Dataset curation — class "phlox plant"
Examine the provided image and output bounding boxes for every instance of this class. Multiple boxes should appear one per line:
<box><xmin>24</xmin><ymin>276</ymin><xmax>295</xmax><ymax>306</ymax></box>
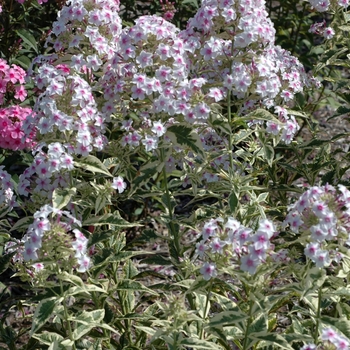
<box><xmin>2</xmin><ymin>0</ymin><xmax>350</xmax><ymax>349</ymax></box>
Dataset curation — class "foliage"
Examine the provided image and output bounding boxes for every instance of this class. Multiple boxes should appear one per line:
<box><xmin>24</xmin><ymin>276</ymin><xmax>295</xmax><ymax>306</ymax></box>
<box><xmin>1</xmin><ymin>0</ymin><xmax>350</xmax><ymax>349</ymax></box>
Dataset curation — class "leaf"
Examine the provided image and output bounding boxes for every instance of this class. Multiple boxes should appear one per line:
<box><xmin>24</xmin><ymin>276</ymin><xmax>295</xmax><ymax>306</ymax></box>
<box><xmin>328</xmin><ymin>105</ymin><xmax>350</xmax><ymax>120</ymax></box>
<box><xmin>115</xmin><ymin>279</ymin><xmax>158</xmax><ymax>296</ymax></box>
<box><xmin>0</xmin><ymin>252</ymin><xmax>15</xmax><ymax>274</ymax></box>
<box><xmin>244</xmin><ymin>108</ymin><xmax>280</xmax><ymax>123</ymax></box>
<box><xmin>10</xmin><ymin>216</ymin><xmax>33</xmax><ymax>232</ymax></box>
<box><xmin>74</xmin><ymin>155</ymin><xmax>112</xmax><ymax>177</ymax></box>
<box><xmin>261</xmin><ymin>144</ymin><xmax>274</xmax><ymax>167</ymax></box>
<box><xmin>30</xmin><ymin>297</ymin><xmax>63</xmax><ymax>336</ymax></box>
<box><xmin>32</xmin><ymin>332</ymin><xmax>64</xmax><ymax>346</ymax></box>
<box><xmin>83</xmin><ymin>213</ymin><xmax>139</xmax><ymax>227</ymax></box>
<box><xmin>228</xmin><ymin>192</ymin><xmax>238</xmax><ymax>213</ymax></box>
<box><xmin>16</xmin><ymin>29</ymin><xmax>38</xmax><ymax>53</ymax></box>
<box><xmin>249</xmin><ymin>332</ymin><xmax>294</xmax><ymax>349</ymax></box>
<box><xmin>72</xmin><ymin>310</ymin><xmax>105</xmax><ymax>340</ymax></box>
<box><xmin>208</xmin><ymin>310</ymin><xmax>248</xmax><ymax>328</ymax></box>
<box><xmin>140</xmin><ymin>254</ymin><xmax>172</xmax><ymax>266</ymax></box>
<box><xmin>179</xmin><ymin>338</ymin><xmax>221</xmax><ymax>349</ymax></box>
<box><xmin>167</xmin><ymin>125</ymin><xmax>204</xmax><ymax>157</ymax></box>
<box><xmin>52</xmin><ymin>187</ymin><xmax>76</xmax><ymax>210</ymax></box>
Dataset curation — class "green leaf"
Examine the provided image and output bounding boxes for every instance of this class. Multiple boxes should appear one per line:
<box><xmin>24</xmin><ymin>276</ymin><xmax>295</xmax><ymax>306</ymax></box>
<box><xmin>83</xmin><ymin>213</ymin><xmax>139</xmax><ymax>227</ymax></box>
<box><xmin>52</xmin><ymin>187</ymin><xmax>76</xmax><ymax>210</ymax></box>
<box><xmin>167</xmin><ymin>125</ymin><xmax>204</xmax><ymax>157</ymax></box>
<box><xmin>0</xmin><ymin>252</ymin><xmax>15</xmax><ymax>274</ymax></box>
<box><xmin>208</xmin><ymin>310</ymin><xmax>248</xmax><ymax>328</ymax></box>
<box><xmin>244</xmin><ymin>108</ymin><xmax>281</xmax><ymax>123</ymax></box>
<box><xmin>261</xmin><ymin>144</ymin><xmax>274</xmax><ymax>167</ymax></box>
<box><xmin>16</xmin><ymin>29</ymin><xmax>38</xmax><ymax>53</ymax></box>
<box><xmin>328</xmin><ymin>105</ymin><xmax>350</xmax><ymax>120</ymax></box>
<box><xmin>72</xmin><ymin>310</ymin><xmax>105</xmax><ymax>340</ymax></box>
<box><xmin>249</xmin><ymin>332</ymin><xmax>294</xmax><ymax>349</ymax></box>
<box><xmin>30</xmin><ymin>297</ymin><xmax>63</xmax><ymax>336</ymax></box>
<box><xmin>32</xmin><ymin>332</ymin><xmax>64</xmax><ymax>346</ymax></box>
<box><xmin>140</xmin><ymin>254</ymin><xmax>172</xmax><ymax>266</ymax></box>
<box><xmin>179</xmin><ymin>338</ymin><xmax>221</xmax><ymax>349</ymax></box>
<box><xmin>228</xmin><ymin>192</ymin><xmax>238</xmax><ymax>213</ymax></box>
<box><xmin>88</xmin><ymin>230</ymin><xmax>114</xmax><ymax>246</ymax></box>
<box><xmin>10</xmin><ymin>216</ymin><xmax>33</xmax><ymax>232</ymax></box>
<box><xmin>115</xmin><ymin>279</ymin><xmax>158</xmax><ymax>296</ymax></box>
<box><xmin>74</xmin><ymin>155</ymin><xmax>112</xmax><ymax>177</ymax></box>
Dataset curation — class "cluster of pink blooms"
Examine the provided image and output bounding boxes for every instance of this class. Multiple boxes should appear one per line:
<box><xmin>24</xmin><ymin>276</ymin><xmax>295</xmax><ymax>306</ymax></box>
<box><xmin>283</xmin><ymin>184</ymin><xmax>350</xmax><ymax>268</ymax></box>
<box><xmin>196</xmin><ymin>216</ymin><xmax>283</xmax><ymax>279</ymax></box>
<box><xmin>0</xmin><ymin>166</ymin><xmax>18</xmax><ymax>217</ymax></box>
<box><xmin>6</xmin><ymin>204</ymin><xmax>91</xmax><ymax>273</ymax></box>
<box><xmin>0</xmin><ymin>58</ymin><xmax>27</xmax><ymax>104</ymax></box>
<box><xmin>301</xmin><ymin>327</ymin><xmax>350</xmax><ymax>349</ymax></box>
<box><xmin>0</xmin><ymin>106</ymin><xmax>36</xmax><ymax>150</ymax></box>
<box><xmin>0</xmin><ymin>59</ymin><xmax>36</xmax><ymax>150</ymax></box>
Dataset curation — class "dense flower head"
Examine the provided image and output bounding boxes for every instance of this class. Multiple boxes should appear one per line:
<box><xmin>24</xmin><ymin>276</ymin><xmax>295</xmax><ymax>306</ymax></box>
<box><xmin>321</xmin><ymin>327</ymin><xmax>350</xmax><ymax>349</ymax></box>
<box><xmin>283</xmin><ymin>184</ymin><xmax>350</xmax><ymax>267</ymax></box>
<box><xmin>15</xmin><ymin>204</ymin><xmax>91</xmax><ymax>272</ymax></box>
<box><xmin>46</xmin><ymin>0</ymin><xmax>121</xmax><ymax>58</ymax></box>
<box><xmin>100</xmin><ymin>14</ymin><xmax>196</xmax><ymax>161</ymax></box>
<box><xmin>0</xmin><ymin>59</ymin><xmax>27</xmax><ymax>105</ymax></box>
<box><xmin>0</xmin><ymin>106</ymin><xmax>36</xmax><ymax>150</ymax></box>
<box><xmin>178</xmin><ymin>0</ymin><xmax>318</xmax><ymax>143</ymax></box>
<box><xmin>196</xmin><ymin>216</ymin><xmax>281</xmax><ymax>278</ymax></box>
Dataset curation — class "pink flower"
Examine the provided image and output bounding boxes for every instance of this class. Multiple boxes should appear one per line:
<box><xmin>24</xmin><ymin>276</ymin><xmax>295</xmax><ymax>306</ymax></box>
<box><xmin>112</xmin><ymin>176</ymin><xmax>127</xmax><ymax>194</ymax></box>
<box><xmin>200</xmin><ymin>262</ymin><xmax>217</xmax><ymax>280</ymax></box>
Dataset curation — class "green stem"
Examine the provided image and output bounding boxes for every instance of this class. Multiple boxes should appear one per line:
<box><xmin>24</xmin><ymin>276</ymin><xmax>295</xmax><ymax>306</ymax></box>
<box><xmin>242</xmin><ymin>298</ymin><xmax>253</xmax><ymax>350</ymax></box>
<box><xmin>160</xmin><ymin>147</ymin><xmax>181</xmax><ymax>258</ymax></box>
<box><xmin>59</xmin><ymin>276</ymin><xmax>76</xmax><ymax>350</ymax></box>
<box><xmin>314</xmin><ymin>288</ymin><xmax>322</xmax><ymax>344</ymax></box>
<box><xmin>199</xmin><ymin>279</ymin><xmax>213</xmax><ymax>339</ymax></box>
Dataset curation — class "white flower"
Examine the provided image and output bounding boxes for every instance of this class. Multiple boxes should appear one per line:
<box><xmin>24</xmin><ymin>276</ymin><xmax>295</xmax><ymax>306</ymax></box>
<box><xmin>112</xmin><ymin>176</ymin><xmax>127</xmax><ymax>194</ymax></box>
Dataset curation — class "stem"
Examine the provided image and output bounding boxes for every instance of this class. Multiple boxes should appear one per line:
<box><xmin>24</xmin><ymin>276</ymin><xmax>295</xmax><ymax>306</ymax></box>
<box><xmin>227</xmin><ymin>42</ymin><xmax>234</xmax><ymax>174</ymax></box>
<box><xmin>314</xmin><ymin>288</ymin><xmax>322</xmax><ymax>343</ymax></box>
<box><xmin>160</xmin><ymin>147</ymin><xmax>181</xmax><ymax>258</ymax></box>
<box><xmin>242</xmin><ymin>292</ymin><xmax>253</xmax><ymax>350</ymax></box>
<box><xmin>59</xmin><ymin>276</ymin><xmax>76</xmax><ymax>350</ymax></box>
<box><xmin>199</xmin><ymin>279</ymin><xmax>212</xmax><ymax>339</ymax></box>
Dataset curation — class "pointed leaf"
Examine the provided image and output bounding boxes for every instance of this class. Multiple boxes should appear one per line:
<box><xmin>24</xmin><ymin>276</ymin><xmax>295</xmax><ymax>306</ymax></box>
<box><xmin>30</xmin><ymin>297</ymin><xmax>63</xmax><ymax>336</ymax></box>
<box><xmin>75</xmin><ymin>155</ymin><xmax>112</xmax><ymax>176</ymax></box>
<box><xmin>52</xmin><ymin>187</ymin><xmax>76</xmax><ymax>210</ymax></box>
<box><xmin>167</xmin><ymin>125</ymin><xmax>204</xmax><ymax>156</ymax></box>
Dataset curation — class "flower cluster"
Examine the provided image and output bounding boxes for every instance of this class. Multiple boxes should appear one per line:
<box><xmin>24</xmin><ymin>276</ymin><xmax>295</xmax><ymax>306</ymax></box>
<box><xmin>0</xmin><ymin>59</ymin><xmax>35</xmax><ymax>150</ymax></box>
<box><xmin>17</xmin><ymin>204</ymin><xmax>91</xmax><ymax>273</ymax></box>
<box><xmin>283</xmin><ymin>184</ymin><xmax>350</xmax><ymax>267</ymax></box>
<box><xmin>302</xmin><ymin>327</ymin><xmax>350</xmax><ymax>349</ymax></box>
<box><xmin>0</xmin><ymin>58</ymin><xmax>27</xmax><ymax>105</ymax></box>
<box><xmin>309</xmin><ymin>20</ymin><xmax>335</xmax><ymax>39</ymax></box>
<box><xmin>308</xmin><ymin>0</ymin><xmax>349</xmax><ymax>12</ymax></box>
<box><xmin>179</xmin><ymin>0</ymin><xmax>319</xmax><ymax>143</ymax></box>
<box><xmin>0</xmin><ymin>106</ymin><xmax>36</xmax><ymax>150</ymax></box>
<box><xmin>0</xmin><ymin>166</ymin><xmax>18</xmax><ymax>217</ymax></box>
<box><xmin>321</xmin><ymin>327</ymin><xmax>350</xmax><ymax>349</ymax></box>
<box><xmin>196</xmin><ymin>216</ymin><xmax>278</xmax><ymax>279</ymax></box>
